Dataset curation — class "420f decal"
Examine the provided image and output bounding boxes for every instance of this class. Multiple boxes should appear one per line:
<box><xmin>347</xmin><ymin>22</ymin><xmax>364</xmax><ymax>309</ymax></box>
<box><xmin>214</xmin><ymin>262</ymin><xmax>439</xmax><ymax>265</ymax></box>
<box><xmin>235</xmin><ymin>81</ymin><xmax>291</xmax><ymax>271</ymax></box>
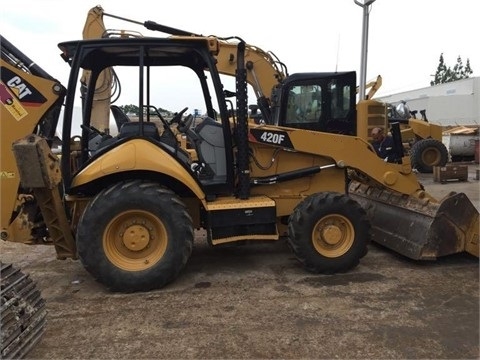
<box><xmin>249</xmin><ymin>128</ymin><xmax>293</xmax><ymax>149</ymax></box>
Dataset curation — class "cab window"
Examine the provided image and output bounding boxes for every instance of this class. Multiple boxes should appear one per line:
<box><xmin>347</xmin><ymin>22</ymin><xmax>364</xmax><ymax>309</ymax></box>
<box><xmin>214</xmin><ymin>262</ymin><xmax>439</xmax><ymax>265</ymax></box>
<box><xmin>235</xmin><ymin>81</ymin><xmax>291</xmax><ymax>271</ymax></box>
<box><xmin>285</xmin><ymin>84</ymin><xmax>322</xmax><ymax>125</ymax></box>
<box><xmin>329</xmin><ymin>80</ymin><xmax>351</xmax><ymax>119</ymax></box>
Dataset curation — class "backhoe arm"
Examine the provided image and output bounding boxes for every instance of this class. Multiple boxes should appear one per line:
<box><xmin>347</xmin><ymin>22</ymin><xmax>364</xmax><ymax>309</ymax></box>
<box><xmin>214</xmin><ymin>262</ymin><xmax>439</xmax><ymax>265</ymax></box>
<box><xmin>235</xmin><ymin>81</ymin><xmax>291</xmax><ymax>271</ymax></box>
<box><xmin>82</xmin><ymin>6</ymin><xmax>286</xmax><ymax>115</ymax></box>
<box><xmin>356</xmin><ymin>75</ymin><xmax>382</xmax><ymax>100</ymax></box>
<box><xmin>79</xmin><ymin>6</ymin><xmax>114</xmax><ymax>132</ymax></box>
<box><xmin>214</xmin><ymin>41</ymin><xmax>285</xmax><ymax>100</ymax></box>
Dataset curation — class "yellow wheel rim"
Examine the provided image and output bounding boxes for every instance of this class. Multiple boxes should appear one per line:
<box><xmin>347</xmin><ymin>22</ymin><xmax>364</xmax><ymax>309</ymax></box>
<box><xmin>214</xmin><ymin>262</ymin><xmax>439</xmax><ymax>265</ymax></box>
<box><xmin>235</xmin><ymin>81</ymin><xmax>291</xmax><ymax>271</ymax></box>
<box><xmin>103</xmin><ymin>210</ymin><xmax>168</xmax><ymax>271</ymax></box>
<box><xmin>312</xmin><ymin>214</ymin><xmax>354</xmax><ymax>258</ymax></box>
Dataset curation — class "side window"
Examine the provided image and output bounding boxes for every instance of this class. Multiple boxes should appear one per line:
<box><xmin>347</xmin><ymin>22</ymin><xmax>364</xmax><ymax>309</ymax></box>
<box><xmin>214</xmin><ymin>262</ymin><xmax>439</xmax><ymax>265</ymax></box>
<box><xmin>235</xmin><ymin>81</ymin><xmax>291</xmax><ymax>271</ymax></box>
<box><xmin>285</xmin><ymin>84</ymin><xmax>322</xmax><ymax>125</ymax></box>
<box><xmin>329</xmin><ymin>81</ymin><xmax>351</xmax><ymax>119</ymax></box>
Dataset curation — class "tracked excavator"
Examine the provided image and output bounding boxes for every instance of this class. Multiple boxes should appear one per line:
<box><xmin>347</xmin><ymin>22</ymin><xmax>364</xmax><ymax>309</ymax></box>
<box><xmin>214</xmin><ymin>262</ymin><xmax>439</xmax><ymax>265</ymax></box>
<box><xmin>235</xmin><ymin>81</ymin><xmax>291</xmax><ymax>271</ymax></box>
<box><xmin>1</xmin><ymin>5</ymin><xmax>478</xmax><ymax>304</ymax></box>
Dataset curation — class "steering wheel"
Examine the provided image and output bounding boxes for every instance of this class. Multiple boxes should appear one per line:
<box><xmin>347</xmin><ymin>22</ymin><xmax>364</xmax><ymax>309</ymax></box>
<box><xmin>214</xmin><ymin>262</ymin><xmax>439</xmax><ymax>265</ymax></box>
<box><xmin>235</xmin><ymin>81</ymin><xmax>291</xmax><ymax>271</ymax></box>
<box><xmin>177</xmin><ymin>114</ymin><xmax>194</xmax><ymax>134</ymax></box>
<box><xmin>170</xmin><ymin>107</ymin><xmax>189</xmax><ymax>125</ymax></box>
<box><xmin>81</xmin><ymin>124</ymin><xmax>103</xmax><ymax>136</ymax></box>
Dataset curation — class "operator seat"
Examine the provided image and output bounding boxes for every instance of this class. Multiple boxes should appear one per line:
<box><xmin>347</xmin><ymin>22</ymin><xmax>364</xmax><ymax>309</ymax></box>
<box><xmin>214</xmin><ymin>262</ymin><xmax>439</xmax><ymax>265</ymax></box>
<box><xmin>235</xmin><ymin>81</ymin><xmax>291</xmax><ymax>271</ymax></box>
<box><xmin>110</xmin><ymin>105</ymin><xmax>130</xmax><ymax>130</ymax></box>
<box><xmin>118</xmin><ymin>121</ymin><xmax>160</xmax><ymax>140</ymax></box>
<box><xmin>184</xmin><ymin>117</ymin><xmax>227</xmax><ymax>183</ymax></box>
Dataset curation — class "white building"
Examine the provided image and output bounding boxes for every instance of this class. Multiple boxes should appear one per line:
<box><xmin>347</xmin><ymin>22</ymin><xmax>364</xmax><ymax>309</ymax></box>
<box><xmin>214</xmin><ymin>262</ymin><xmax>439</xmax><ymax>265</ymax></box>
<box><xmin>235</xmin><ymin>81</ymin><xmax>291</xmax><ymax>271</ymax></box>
<box><xmin>377</xmin><ymin>77</ymin><xmax>480</xmax><ymax>126</ymax></box>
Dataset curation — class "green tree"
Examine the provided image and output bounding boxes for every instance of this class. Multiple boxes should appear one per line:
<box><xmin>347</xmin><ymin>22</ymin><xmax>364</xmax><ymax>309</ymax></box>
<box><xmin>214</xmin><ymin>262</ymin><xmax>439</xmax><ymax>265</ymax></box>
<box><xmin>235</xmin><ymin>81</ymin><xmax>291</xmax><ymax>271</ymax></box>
<box><xmin>118</xmin><ymin>104</ymin><xmax>173</xmax><ymax>116</ymax></box>
<box><xmin>463</xmin><ymin>58</ymin><xmax>473</xmax><ymax>78</ymax></box>
<box><xmin>430</xmin><ymin>53</ymin><xmax>446</xmax><ymax>86</ymax></box>
<box><xmin>431</xmin><ymin>53</ymin><xmax>474</xmax><ymax>85</ymax></box>
<box><xmin>452</xmin><ymin>56</ymin><xmax>464</xmax><ymax>80</ymax></box>
<box><xmin>120</xmin><ymin>104</ymin><xmax>139</xmax><ymax>115</ymax></box>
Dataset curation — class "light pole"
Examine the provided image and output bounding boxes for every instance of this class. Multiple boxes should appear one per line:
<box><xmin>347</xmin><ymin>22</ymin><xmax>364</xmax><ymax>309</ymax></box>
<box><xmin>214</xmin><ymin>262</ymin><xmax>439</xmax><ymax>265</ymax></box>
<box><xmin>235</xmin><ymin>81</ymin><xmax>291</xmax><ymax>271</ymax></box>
<box><xmin>354</xmin><ymin>0</ymin><xmax>376</xmax><ymax>101</ymax></box>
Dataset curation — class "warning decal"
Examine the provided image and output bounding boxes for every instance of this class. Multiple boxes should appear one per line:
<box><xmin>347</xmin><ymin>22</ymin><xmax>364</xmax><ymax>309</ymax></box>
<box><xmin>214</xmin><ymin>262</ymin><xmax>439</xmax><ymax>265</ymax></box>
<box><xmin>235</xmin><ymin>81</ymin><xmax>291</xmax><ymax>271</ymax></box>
<box><xmin>0</xmin><ymin>82</ymin><xmax>27</xmax><ymax>121</ymax></box>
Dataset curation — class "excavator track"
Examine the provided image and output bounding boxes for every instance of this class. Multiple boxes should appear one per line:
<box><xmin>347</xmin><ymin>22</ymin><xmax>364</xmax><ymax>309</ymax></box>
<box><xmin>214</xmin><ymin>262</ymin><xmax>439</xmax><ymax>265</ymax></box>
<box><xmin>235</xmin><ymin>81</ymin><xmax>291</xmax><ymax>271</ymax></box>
<box><xmin>1</xmin><ymin>262</ymin><xmax>46</xmax><ymax>359</ymax></box>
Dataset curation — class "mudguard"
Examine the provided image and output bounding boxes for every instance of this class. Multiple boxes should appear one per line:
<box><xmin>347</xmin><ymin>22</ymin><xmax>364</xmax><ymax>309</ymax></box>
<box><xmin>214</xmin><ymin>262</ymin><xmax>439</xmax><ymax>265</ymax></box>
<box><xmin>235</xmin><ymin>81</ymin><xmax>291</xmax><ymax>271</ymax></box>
<box><xmin>71</xmin><ymin>139</ymin><xmax>205</xmax><ymax>200</ymax></box>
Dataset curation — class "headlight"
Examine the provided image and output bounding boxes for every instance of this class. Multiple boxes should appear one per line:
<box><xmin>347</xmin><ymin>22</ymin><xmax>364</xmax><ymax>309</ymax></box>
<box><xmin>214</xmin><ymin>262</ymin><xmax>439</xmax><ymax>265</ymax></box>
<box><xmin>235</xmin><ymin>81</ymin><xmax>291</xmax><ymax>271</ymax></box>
<box><xmin>395</xmin><ymin>101</ymin><xmax>411</xmax><ymax>119</ymax></box>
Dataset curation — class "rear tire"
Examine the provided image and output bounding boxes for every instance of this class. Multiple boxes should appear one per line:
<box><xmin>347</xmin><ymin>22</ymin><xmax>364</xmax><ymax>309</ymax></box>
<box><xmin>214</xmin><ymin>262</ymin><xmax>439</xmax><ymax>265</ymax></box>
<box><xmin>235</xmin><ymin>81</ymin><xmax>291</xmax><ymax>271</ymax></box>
<box><xmin>410</xmin><ymin>138</ymin><xmax>448</xmax><ymax>173</ymax></box>
<box><xmin>287</xmin><ymin>192</ymin><xmax>370</xmax><ymax>274</ymax></box>
<box><xmin>77</xmin><ymin>180</ymin><xmax>194</xmax><ymax>292</ymax></box>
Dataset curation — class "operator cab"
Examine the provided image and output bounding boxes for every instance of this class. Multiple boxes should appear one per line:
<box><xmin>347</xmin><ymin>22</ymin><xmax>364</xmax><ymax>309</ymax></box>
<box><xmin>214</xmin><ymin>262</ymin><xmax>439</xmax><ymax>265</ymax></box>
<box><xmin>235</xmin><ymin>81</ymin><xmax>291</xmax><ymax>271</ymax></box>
<box><xmin>58</xmin><ymin>37</ymin><xmax>235</xmax><ymax>197</ymax></box>
<box><xmin>272</xmin><ymin>72</ymin><xmax>357</xmax><ymax>135</ymax></box>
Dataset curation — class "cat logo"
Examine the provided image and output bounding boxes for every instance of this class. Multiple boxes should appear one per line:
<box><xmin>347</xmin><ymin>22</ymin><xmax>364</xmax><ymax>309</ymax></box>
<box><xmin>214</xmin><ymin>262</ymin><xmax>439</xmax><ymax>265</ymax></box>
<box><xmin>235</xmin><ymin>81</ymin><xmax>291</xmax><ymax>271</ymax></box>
<box><xmin>1</xmin><ymin>66</ymin><xmax>47</xmax><ymax>105</ymax></box>
<box><xmin>7</xmin><ymin>76</ymin><xmax>33</xmax><ymax>99</ymax></box>
<box><xmin>0</xmin><ymin>171</ymin><xmax>15</xmax><ymax>179</ymax></box>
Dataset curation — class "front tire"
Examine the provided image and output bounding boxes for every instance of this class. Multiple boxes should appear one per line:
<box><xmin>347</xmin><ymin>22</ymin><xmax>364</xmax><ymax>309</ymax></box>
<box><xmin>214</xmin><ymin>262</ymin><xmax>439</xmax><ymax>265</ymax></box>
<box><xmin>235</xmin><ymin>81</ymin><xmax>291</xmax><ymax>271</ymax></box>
<box><xmin>76</xmin><ymin>180</ymin><xmax>194</xmax><ymax>292</ymax></box>
<box><xmin>287</xmin><ymin>192</ymin><xmax>370</xmax><ymax>274</ymax></box>
<box><xmin>410</xmin><ymin>138</ymin><xmax>448</xmax><ymax>173</ymax></box>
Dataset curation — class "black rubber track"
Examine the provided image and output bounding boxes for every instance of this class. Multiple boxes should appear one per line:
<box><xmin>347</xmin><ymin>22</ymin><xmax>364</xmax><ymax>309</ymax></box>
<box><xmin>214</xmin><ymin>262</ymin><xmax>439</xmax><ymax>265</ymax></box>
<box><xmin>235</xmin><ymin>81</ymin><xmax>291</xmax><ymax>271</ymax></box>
<box><xmin>1</xmin><ymin>262</ymin><xmax>46</xmax><ymax>359</ymax></box>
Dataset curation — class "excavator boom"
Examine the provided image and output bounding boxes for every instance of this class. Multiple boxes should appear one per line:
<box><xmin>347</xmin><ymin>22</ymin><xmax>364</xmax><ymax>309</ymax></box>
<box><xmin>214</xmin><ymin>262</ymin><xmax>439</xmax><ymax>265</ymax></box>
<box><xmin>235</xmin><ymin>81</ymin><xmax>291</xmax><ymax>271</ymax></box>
<box><xmin>83</xmin><ymin>6</ymin><xmax>286</xmax><ymax>124</ymax></box>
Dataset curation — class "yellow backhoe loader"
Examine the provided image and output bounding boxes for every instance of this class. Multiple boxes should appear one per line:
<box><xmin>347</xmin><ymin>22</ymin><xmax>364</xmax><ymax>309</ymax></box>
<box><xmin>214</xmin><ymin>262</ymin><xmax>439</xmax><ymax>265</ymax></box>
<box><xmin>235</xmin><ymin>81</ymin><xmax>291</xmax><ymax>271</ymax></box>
<box><xmin>1</xmin><ymin>6</ymin><xmax>478</xmax><ymax>300</ymax></box>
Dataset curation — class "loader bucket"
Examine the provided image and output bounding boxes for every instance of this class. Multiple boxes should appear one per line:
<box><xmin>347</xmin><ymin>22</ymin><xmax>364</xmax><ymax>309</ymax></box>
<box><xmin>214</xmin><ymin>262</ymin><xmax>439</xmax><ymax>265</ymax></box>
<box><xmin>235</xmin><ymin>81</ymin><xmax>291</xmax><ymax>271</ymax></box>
<box><xmin>348</xmin><ymin>181</ymin><xmax>479</xmax><ymax>260</ymax></box>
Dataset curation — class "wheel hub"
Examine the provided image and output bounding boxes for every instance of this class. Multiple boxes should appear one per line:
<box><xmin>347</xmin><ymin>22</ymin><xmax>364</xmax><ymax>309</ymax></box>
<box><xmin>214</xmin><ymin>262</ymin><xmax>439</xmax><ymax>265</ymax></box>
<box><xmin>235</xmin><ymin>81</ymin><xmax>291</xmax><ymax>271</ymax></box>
<box><xmin>321</xmin><ymin>225</ymin><xmax>342</xmax><ymax>245</ymax></box>
<box><xmin>422</xmin><ymin>148</ymin><xmax>439</xmax><ymax>165</ymax></box>
<box><xmin>122</xmin><ymin>224</ymin><xmax>150</xmax><ymax>251</ymax></box>
<box><xmin>103</xmin><ymin>210</ymin><xmax>168</xmax><ymax>271</ymax></box>
<box><xmin>312</xmin><ymin>214</ymin><xmax>354</xmax><ymax>258</ymax></box>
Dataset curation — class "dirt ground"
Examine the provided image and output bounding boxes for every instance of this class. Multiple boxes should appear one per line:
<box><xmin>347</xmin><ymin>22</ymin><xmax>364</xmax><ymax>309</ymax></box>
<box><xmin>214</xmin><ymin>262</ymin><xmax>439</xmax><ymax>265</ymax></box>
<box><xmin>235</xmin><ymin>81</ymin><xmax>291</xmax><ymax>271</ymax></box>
<box><xmin>1</xmin><ymin>164</ymin><xmax>479</xmax><ymax>359</ymax></box>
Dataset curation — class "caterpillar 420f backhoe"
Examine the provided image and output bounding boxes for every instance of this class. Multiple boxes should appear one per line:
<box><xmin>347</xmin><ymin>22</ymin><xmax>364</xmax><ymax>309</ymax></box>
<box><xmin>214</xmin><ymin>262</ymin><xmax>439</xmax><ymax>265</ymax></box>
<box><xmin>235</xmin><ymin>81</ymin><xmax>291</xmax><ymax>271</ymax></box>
<box><xmin>1</xmin><ymin>6</ymin><xmax>478</xmax><ymax>295</ymax></box>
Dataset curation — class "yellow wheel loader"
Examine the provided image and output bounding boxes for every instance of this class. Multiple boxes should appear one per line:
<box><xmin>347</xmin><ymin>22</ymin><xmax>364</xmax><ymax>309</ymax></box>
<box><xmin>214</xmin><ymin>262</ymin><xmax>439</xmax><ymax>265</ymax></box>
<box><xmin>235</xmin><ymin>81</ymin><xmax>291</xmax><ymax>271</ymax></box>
<box><xmin>1</xmin><ymin>8</ymin><xmax>478</xmax><ymax>296</ymax></box>
<box><xmin>388</xmin><ymin>101</ymin><xmax>449</xmax><ymax>173</ymax></box>
<box><xmin>360</xmin><ymin>76</ymin><xmax>449</xmax><ymax>173</ymax></box>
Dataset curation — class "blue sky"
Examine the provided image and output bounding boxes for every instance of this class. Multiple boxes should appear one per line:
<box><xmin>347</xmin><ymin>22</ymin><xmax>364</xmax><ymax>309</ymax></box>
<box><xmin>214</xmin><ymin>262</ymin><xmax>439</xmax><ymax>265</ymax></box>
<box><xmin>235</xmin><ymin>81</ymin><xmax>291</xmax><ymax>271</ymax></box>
<box><xmin>2</xmin><ymin>0</ymin><xmax>478</xmax><ymax>111</ymax></box>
